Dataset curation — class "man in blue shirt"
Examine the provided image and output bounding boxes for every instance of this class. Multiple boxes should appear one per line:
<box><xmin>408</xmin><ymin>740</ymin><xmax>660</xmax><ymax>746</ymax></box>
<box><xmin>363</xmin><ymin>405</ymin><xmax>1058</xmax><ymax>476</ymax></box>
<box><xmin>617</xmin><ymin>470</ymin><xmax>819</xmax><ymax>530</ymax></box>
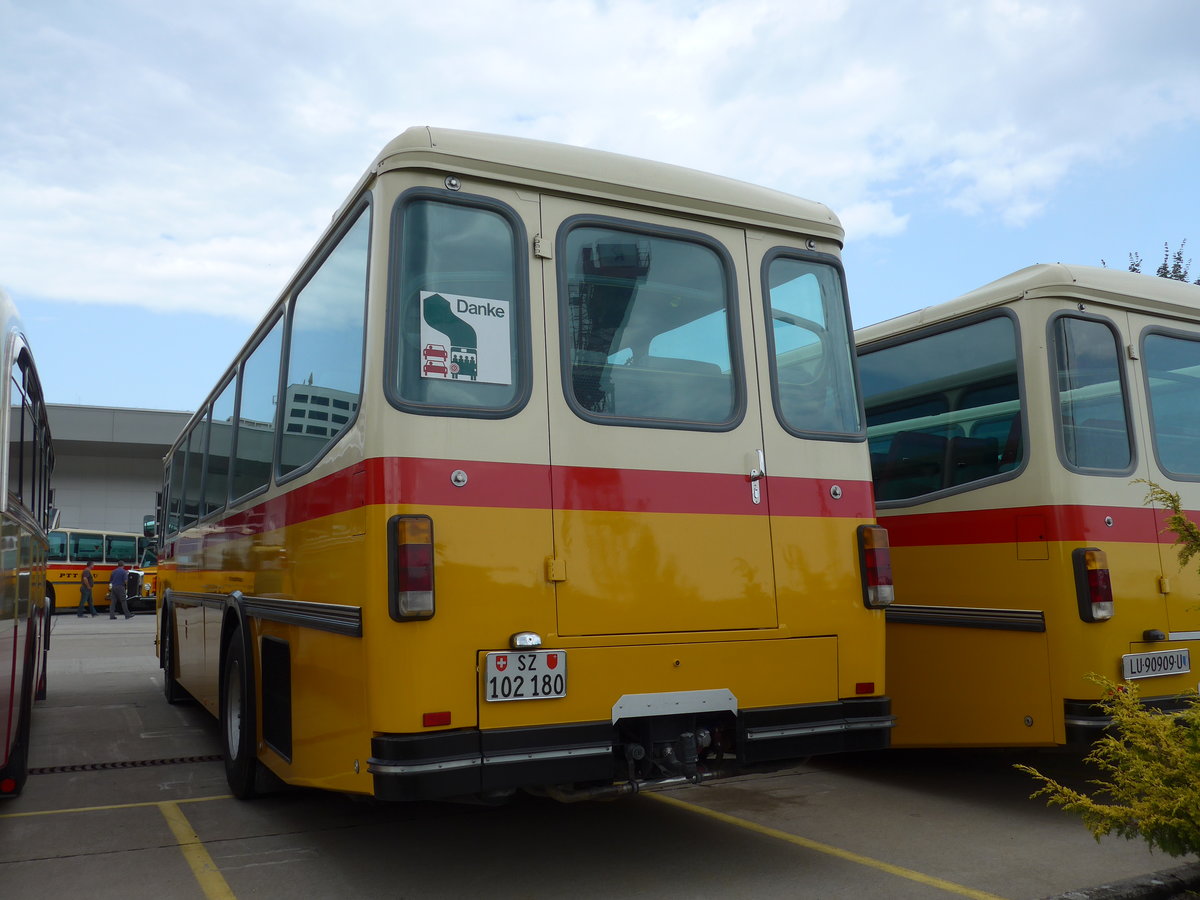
<box><xmin>108</xmin><ymin>561</ymin><xmax>132</xmax><ymax>620</ymax></box>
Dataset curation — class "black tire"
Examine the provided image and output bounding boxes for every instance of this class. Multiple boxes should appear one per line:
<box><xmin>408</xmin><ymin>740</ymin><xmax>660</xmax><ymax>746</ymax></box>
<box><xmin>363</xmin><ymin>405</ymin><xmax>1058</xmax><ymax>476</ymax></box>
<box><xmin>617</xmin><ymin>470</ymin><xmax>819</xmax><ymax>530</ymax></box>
<box><xmin>34</xmin><ymin>598</ymin><xmax>49</xmax><ymax>701</ymax></box>
<box><xmin>220</xmin><ymin>627</ymin><xmax>258</xmax><ymax>799</ymax></box>
<box><xmin>1</xmin><ymin>710</ymin><xmax>30</xmax><ymax>797</ymax></box>
<box><xmin>161</xmin><ymin>604</ymin><xmax>187</xmax><ymax>705</ymax></box>
<box><xmin>0</xmin><ymin>639</ymin><xmax>35</xmax><ymax>796</ymax></box>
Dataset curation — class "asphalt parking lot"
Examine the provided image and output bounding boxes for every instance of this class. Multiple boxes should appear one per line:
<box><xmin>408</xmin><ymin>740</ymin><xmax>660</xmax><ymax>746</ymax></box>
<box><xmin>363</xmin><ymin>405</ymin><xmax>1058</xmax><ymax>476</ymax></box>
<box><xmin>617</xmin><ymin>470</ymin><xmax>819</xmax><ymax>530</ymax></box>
<box><xmin>2</xmin><ymin>613</ymin><xmax>1197</xmax><ymax>900</ymax></box>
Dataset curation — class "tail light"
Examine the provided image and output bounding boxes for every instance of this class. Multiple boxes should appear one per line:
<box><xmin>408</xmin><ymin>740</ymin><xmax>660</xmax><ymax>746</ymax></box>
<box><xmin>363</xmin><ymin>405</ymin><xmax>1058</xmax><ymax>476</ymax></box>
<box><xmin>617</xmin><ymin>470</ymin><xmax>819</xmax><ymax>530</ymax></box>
<box><xmin>389</xmin><ymin>515</ymin><xmax>434</xmax><ymax>621</ymax></box>
<box><xmin>857</xmin><ymin>524</ymin><xmax>894</xmax><ymax>608</ymax></box>
<box><xmin>1072</xmin><ymin>547</ymin><xmax>1113</xmax><ymax>622</ymax></box>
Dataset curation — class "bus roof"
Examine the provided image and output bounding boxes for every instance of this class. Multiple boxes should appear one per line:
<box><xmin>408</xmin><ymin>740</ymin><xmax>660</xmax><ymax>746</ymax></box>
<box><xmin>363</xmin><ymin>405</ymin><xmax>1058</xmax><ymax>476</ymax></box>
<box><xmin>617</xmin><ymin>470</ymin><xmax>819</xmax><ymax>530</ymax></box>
<box><xmin>345</xmin><ymin>126</ymin><xmax>843</xmax><ymax>242</ymax></box>
<box><xmin>172</xmin><ymin>128</ymin><xmax>847</xmax><ymax>452</ymax></box>
<box><xmin>858</xmin><ymin>263</ymin><xmax>1200</xmax><ymax>346</ymax></box>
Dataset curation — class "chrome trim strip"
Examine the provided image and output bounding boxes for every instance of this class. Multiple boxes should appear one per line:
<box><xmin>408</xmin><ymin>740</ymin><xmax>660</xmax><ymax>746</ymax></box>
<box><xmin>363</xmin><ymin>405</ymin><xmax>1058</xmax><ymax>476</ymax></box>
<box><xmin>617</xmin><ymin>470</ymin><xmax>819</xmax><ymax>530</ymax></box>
<box><xmin>482</xmin><ymin>745</ymin><xmax>612</xmax><ymax>766</ymax></box>
<box><xmin>162</xmin><ymin>590</ymin><xmax>362</xmax><ymax>637</ymax></box>
<box><xmin>242</xmin><ymin>595</ymin><xmax>363</xmax><ymax>637</ymax></box>
<box><xmin>367</xmin><ymin>756</ymin><xmax>480</xmax><ymax>776</ymax></box>
<box><xmin>746</xmin><ymin>715</ymin><xmax>895</xmax><ymax>741</ymax></box>
<box><xmin>1168</xmin><ymin>631</ymin><xmax>1200</xmax><ymax>641</ymax></box>
<box><xmin>886</xmin><ymin>604</ymin><xmax>1046</xmax><ymax>633</ymax></box>
<box><xmin>368</xmin><ymin>743</ymin><xmax>612</xmax><ymax>775</ymax></box>
<box><xmin>1065</xmin><ymin>716</ymin><xmax>1108</xmax><ymax>729</ymax></box>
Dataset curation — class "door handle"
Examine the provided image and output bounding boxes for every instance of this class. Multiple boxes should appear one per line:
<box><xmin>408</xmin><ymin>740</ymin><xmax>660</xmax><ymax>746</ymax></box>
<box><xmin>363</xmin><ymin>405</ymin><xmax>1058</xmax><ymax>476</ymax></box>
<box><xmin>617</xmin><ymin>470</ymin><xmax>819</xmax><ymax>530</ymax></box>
<box><xmin>749</xmin><ymin>449</ymin><xmax>765</xmax><ymax>505</ymax></box>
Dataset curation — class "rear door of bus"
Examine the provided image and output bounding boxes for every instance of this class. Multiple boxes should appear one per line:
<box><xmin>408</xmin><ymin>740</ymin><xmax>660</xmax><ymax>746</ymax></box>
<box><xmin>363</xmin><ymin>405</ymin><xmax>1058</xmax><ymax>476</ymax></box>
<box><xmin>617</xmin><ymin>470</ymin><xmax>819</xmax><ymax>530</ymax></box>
<box><xmin>1129</xmin><ymin>312</ymin><xmax>1200</xmax><ymax>637</ymax></box>
<box><xmin>540</xmin><ymin>196</ymin><xmax>777</xmax><ymax>637</ymax></box>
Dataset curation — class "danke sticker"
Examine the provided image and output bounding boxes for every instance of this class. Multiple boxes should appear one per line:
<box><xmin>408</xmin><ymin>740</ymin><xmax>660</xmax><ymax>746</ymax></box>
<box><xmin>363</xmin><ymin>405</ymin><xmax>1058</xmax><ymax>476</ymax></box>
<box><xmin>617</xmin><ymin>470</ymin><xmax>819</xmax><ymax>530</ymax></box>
<box><xmin>419</xmin><ymin>291</ymin><xmax>512</xmax><ymax>385</ymax></box>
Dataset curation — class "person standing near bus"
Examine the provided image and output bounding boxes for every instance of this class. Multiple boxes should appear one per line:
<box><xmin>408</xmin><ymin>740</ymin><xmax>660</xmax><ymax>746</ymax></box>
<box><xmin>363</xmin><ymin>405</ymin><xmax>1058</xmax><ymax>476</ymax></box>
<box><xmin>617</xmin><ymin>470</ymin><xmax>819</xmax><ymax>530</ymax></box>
<box><xmin>76</xmin><ymin>561</ymin><xmax>97</xmax><ymax>617</ymax></box>
<box><xmin>108</xmin><ymin>561</ymin><xmax>131</xmax><ymax>619</ymax></box>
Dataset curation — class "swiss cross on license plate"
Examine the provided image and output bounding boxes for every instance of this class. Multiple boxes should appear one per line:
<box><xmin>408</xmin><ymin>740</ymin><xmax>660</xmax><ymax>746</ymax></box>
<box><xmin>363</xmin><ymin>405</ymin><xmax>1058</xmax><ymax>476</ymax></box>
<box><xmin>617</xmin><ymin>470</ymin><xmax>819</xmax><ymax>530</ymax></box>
<box><xmin>485</xmin><ymin>650</ymin><xmax>567</xmax><ymax>701</ymax></box>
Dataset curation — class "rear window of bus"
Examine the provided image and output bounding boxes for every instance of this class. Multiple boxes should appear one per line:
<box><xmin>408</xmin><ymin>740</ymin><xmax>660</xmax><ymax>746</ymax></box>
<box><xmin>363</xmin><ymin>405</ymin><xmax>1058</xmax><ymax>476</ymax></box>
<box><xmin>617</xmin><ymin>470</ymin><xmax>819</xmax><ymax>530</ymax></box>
<box><xmin>387</xmin><ymin>192</ymin><xmax>529</xmax><ymax>417</ymax></box>
<box><xmin>558</xmin><ymin>219</ymin><xmax>742</xmax><ymax>429</ymax></box>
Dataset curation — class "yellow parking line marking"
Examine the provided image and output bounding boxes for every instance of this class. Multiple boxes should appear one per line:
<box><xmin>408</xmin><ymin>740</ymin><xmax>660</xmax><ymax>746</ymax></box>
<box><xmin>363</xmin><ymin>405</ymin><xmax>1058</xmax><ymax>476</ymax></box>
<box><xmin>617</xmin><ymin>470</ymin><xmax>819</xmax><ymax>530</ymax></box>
<box><xmin>646</xmin><ymin>792</ymin><xmax>1009</xmax><ymax>900</ymax></box>
<box><xmin>158</xmin><ymin>800</ymin><xmax>237</xmax><ymax>900</ymax></box>
<box><xmin>0</xmin><ymin>794</ymin><xmax>232</xmax><ymax>819</ymax></box>
<box><xmin>1</xmin><ymin>795</ymin><xmax>236</xmax><ymax>899</ymax></box>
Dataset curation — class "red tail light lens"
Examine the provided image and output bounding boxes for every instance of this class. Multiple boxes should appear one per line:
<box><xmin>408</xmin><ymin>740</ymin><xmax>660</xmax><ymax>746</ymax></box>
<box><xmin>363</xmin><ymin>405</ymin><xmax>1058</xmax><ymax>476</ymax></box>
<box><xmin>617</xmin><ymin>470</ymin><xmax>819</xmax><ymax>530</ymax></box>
<box><xmin>389</xmin><ymin>515</ymin><xmax>435</xmax><ymax>621</ymax></box>
<box><xmin>857</xmin><ymin>524</ymin><xmax>894</xmax><ymax>609</ymax></box>
<box><xmin>1072</xmin><ymin>547</ymin><xmax>1113</xmax><ymax>622</ymax></box>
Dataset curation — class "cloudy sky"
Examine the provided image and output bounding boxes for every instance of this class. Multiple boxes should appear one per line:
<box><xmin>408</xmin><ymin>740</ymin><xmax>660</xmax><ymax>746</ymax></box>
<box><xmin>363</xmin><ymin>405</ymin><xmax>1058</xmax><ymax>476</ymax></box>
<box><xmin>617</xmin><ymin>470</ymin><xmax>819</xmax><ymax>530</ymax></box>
<box><xmin>2</xmin><ymin>0</ymin><xmax>1199</xmax><ymax>410</ymax></box>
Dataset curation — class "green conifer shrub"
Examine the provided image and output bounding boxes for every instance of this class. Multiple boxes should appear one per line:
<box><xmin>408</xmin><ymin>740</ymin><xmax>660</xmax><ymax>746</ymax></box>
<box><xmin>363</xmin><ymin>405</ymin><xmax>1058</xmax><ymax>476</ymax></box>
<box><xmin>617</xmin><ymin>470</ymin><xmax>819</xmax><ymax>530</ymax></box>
<box><xmin>1017</xmin><ymin>481</ymin><xmax>1200</xmax><ymax>857</ymax></box>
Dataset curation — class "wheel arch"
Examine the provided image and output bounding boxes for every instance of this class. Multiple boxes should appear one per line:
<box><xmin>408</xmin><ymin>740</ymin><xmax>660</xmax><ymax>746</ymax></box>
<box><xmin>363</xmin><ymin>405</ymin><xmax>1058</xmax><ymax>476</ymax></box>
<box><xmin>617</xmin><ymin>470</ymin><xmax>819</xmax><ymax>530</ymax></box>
<box><xmin>219</xmin><ymin>591</ymin><xmax>256</xmax><ymax>699</ymax></box>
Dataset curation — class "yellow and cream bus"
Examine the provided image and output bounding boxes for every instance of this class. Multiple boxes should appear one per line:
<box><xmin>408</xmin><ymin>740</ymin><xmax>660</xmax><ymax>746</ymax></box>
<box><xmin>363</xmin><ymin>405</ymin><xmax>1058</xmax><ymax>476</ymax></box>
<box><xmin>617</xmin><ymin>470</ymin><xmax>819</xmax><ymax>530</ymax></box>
<box><xmin>47</xmin><ymin>528</ymin><xmax>155</xmax><ymax>612</ymax></box>
<box><xmin>156</xmin><ymin>126</ymin><xmax>893</xmax><ymax>802</ymax></box>
<box><xmin>857</xmin><ymin>263</ymin><xmax>1200</xmax><ymax>747</ymax></box>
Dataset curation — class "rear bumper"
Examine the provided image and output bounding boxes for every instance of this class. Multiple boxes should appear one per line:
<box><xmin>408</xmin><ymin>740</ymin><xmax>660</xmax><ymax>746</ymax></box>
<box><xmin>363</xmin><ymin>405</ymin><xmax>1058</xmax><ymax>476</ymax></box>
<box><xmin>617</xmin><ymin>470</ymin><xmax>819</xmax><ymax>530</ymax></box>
<box><xmin>1064</xmin><ymin>695</ymin><xmax>1192</xmax><ymax>744</ymax></box>
<box><xmin>367</xmin><ymin>697</ymin><xmax>893</xmax><ymax>802</ymax></box>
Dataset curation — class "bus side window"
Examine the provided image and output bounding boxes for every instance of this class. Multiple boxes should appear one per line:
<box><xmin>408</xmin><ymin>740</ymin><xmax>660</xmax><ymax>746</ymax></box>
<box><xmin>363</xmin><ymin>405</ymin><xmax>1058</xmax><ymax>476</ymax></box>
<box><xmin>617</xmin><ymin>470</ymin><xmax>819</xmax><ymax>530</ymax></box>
<box><xmin>861</xmin><ymin>313</ymin><xmax>1021</xmax><ymax>502</ymax></box>
<box><xmin>164</xmin><ymin>447</ymin><xmax>184</xmax><ymax>537</ymax></box>
<box><xmin>205</xmin><ymin>378</ymin><xmax>235</xmax><ymax>516</ymax></box>
<box><xmin>947</xmin><ymin>435</ymin><xmax>1000</xmax><ymax>486</ymax></box>
<box><xmin>230</xmin><ymin>317</ymin><xmax>283</xmax><ymax>503</ymax></box>
<box><xmin>7</xmin><ymin>360</ymin><xmax>34</xmax><ymax>506</ymax></box>
<box><xmin>279</xmin><ymin>206</ymin><xmax>369</xmax><ymax>478</ymax></box>
<box><xmin>106</xmin><ymin>534</ymin><xmax>137</xmax><ymax>563</ymax></box>
<box><xmin>71</xmin><ymin>532</ymin><xmax>103</xmax><ymax>563</ymax></box>
<box><xmin>181</xmin><ymin>418</ymin><xmax>207</xmax><ymax>529</ymax></box>
<box><xmin>878</xmin><ymin>431</ymin><xmax>947</xmax><ymax>500</ymax></box>
<box><xmin>48</xmin><ymin>530</ymin><xmax>66</xmax><ymax>561</ymax></box>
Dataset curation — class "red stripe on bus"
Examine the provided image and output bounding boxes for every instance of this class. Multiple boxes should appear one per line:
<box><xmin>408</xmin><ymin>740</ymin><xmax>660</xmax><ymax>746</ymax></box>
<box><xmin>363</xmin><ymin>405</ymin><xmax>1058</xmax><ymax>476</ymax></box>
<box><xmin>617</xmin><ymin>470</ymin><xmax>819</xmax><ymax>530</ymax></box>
<box><xmin>549</xmin><ymin>465</ymin><xmax>763</xmax><ymax>516</ymax></box>
<box><xmin>880</xmin><ymin>504</ymin><xmax>1177</xmax><ymax>547</ymax></box>
<box><xmin>210</xmin><ymin>457</ymin><xmax>873</xmax><ymax>539</ymax></box>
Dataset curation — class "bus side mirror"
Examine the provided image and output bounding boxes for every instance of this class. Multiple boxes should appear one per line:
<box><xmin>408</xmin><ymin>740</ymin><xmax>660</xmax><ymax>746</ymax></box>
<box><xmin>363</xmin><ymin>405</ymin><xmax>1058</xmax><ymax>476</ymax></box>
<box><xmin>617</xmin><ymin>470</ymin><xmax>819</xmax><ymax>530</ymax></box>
<box><xmin>143</xmin><ymin>515</ymin><xmax>156</xmax><ymax>538</ymax></box>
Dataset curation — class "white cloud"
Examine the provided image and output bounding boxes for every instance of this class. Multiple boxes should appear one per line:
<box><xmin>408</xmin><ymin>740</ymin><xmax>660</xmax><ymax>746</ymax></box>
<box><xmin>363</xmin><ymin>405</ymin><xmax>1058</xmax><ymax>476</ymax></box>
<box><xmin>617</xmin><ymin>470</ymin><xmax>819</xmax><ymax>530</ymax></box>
<box><xmin>838</xmin><ymin>201</ymin><xmax>910</xmax><ymax>239</ymax></box>
<box><xmin>2</xmin><ymin>0</ymin><xmax>1199</xmax><ymax>316</ymax></box>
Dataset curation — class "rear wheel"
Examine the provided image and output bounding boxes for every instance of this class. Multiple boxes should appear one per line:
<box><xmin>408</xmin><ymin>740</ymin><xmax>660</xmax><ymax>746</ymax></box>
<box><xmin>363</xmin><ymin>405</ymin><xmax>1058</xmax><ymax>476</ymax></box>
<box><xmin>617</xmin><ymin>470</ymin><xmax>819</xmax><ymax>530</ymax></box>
<box><xmin>161</xmin><ymin>604</ymin><xmax>187</xmax><ymax>704</ymax></box>
<box><xmin>220</xmin><ymin>628</ymin><xmax>257</xmax><ymax>798</ymax></box>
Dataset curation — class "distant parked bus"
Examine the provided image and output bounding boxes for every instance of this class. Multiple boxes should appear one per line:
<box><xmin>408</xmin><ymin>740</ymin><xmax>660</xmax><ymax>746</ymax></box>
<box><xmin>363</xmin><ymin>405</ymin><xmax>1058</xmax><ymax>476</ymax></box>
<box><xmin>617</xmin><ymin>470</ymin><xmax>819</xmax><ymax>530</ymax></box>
<box><xmin>46</xmin><ymin>528</ymin><xmax>154</xmax><ymax>612</ymax></box>
<box><xmin>156</xmin><ymin>126</ymin><xmax>893</xmax><ymax>803</ymax></box>
<box><xmin>1</xmin><ymin>286</ymin><xmax>56</xmax><ymax>797</ymax></box>
<box><xmin>858</xmin><ymin>264</ymin><xmax>1200</xmax><ymax>747</ymax></box>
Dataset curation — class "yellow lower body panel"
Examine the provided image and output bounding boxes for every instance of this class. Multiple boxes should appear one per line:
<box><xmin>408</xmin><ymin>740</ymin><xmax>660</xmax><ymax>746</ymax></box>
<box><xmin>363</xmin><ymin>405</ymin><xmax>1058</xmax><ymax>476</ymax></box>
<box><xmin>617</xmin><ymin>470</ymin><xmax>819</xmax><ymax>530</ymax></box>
<box><xmin>887</xmin><ymin>623</ymin><xmax>1056</xmax><ymax>747</ymax></box>
<box><xmin>478</xmin><ymin>636</ymin><xmax>840</xmax><ymax>730</ymax></box>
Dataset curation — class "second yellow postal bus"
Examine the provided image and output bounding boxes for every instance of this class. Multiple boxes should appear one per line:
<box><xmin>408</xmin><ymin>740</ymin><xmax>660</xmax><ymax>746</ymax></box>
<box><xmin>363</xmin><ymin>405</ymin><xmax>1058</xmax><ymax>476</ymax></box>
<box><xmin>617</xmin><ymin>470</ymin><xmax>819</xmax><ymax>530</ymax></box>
<box><xmin>156</xmin><ymin>126</ymin><xmax>894</xmax><ymax>803</ymax></box>
<box><xmin>47</xmin><ymin>527</ymin><xmax>155</xmax><ymax>613</ymax></box>
<box><xmin>857</xmin><ymin>263</ymin><xmax>1200</xmax><ymax>747</ymax></box>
